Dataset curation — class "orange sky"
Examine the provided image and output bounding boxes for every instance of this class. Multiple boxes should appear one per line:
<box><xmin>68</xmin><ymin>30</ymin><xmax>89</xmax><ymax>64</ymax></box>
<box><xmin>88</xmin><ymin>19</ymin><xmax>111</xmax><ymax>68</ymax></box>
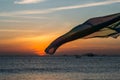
<box><xmin>0</xmin><ymin>33</ymin><xmax>60</xmax><ymax>55</ymax></box>
<box><xmin>0</xmin><ymin>0</ymin><xmax>120</xmax><ymax>56</ymax></box>
<box><xmin>0</xmin><ymin>32</ymin><xmax>120</xmax><ymax>56</ymax></box>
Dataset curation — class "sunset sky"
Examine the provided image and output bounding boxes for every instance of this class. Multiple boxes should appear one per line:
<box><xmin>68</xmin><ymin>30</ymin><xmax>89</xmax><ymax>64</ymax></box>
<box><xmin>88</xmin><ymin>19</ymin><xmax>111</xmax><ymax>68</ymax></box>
<box><xmin>0</xmin><ymin>0</ymin><xmax>120</xmax><ymax>56</ymax></box>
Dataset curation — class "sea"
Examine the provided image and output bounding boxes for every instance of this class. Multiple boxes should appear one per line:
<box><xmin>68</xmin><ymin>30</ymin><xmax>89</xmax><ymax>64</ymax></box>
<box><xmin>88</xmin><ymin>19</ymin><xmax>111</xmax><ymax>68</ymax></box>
<box><xmin>0</xmin><ymin>56</ymin><xmax>120</xmax><ymax>80</ymax></box>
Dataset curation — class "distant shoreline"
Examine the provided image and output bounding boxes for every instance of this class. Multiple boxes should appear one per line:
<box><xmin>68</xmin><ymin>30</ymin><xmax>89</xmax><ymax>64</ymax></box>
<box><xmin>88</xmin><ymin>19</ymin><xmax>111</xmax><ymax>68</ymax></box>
<box><xmin>0</xmin><ymin>54</ymin><xmax>120</xmax><ymax>57</ymax></box>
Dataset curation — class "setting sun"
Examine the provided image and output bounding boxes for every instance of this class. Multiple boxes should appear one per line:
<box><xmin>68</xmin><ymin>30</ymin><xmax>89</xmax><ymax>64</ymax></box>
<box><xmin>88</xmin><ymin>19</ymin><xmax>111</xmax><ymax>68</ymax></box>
<box><xmin>26</xmin><ymin>34</ymin><xmax>59</xmax><ymax>56</ymax></box>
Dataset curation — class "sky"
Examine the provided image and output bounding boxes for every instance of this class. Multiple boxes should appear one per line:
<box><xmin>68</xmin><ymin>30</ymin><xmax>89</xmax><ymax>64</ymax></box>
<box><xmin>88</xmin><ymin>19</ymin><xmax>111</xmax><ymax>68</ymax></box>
<box><xmin>0</xmin><ymin>0</ymin><xmax>120</xmax><ymax>56</ymax></box>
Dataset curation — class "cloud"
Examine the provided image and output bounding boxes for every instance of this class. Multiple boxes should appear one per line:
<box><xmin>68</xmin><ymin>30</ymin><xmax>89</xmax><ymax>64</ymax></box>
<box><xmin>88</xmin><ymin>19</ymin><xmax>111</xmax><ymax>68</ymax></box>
<box><xmin>0</xmin><ymin>20</ymin><xmax>27</xmax><ymax>23</ymax></box>
<box><xmin>14</xmin><ymin>0</ymin><xmax>45</xmax><ymax>4</ymax></box>
<box><xmin>53</xmin><ymin>0</ymin><xmax>120</xmax><ymax>11</ymax></box>
<box><xmin>0</xmin><ymin>29</ymin><xmax>37</xmax><ymax>32</ymax></box>
<box><xmin>14</xmin><ymin>0</ymin><xmax>120</xmax><ymax>14</ymax></box>
<box><xmin>0</xmin><ymin>0</ymin><xmax>119</xmax><ymax>19</ymax></box>
<box><xmin>0</xmin><ymin>13</ymin><xmax>47</xmax><ymax>20</ymax></box>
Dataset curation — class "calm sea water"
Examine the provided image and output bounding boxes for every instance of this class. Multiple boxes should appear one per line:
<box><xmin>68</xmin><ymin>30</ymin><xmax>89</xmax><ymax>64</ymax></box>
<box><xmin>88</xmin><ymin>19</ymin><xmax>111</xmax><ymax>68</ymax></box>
<box><xmin>0</xmin><ymin>56</ymin><xmax>120</xmax><ymax>80</ymax></box>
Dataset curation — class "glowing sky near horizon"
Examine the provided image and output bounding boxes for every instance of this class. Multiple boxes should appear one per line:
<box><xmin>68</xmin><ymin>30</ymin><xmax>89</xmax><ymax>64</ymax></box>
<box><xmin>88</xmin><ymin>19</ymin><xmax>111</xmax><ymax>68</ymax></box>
<box><xmin>0</xmin><ymin>0</ymin><xmax>120</xmax><ymax>55</ymax></box>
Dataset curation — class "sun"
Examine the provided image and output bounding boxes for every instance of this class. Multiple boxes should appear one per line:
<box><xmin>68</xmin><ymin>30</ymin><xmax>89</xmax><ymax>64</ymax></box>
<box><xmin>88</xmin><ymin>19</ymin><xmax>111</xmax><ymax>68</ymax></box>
<box><xmin>32</xmin><ymin>43</ymin><xmax>46</xmax><ymax>56</ymax></box>
<box><xmin>19</xmin><ymin>33</ymin><xmax>60</xmax><ymax>56</ymax></box>
<box><xmin>34</xmin><ymin>50</ymin><xmax>45</xmax><ymax>56</ymax></box>
<box><xmin>27</xmin><ymin>34</ymin><xmax>58</xmax><ymax>56</ymax></box>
